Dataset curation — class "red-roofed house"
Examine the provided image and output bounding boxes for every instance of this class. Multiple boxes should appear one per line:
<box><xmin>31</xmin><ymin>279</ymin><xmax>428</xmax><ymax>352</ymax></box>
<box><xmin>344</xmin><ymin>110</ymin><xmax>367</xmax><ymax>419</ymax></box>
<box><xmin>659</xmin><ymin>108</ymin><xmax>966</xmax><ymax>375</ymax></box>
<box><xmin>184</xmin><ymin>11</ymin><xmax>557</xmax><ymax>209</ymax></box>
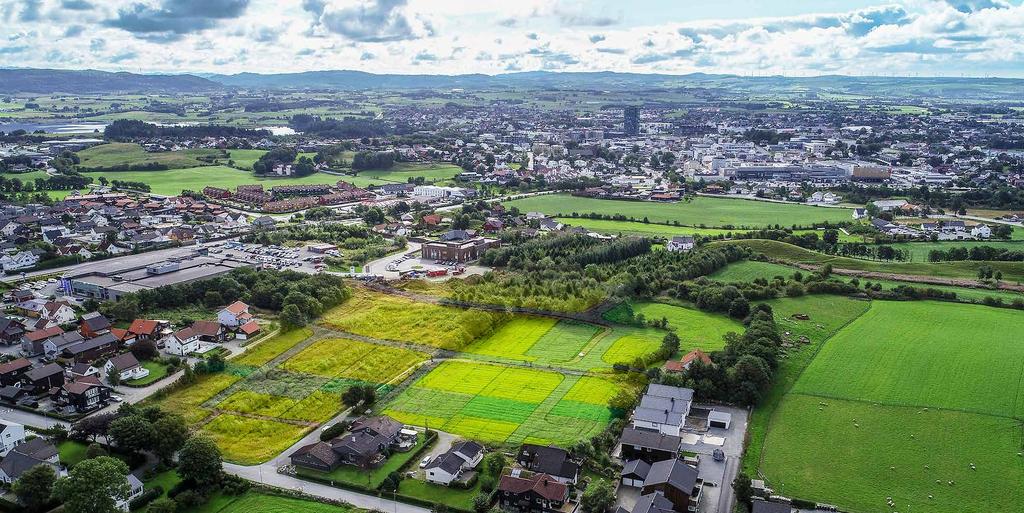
<box><xmin>237</xmin><ymin>321</ymin><xmax>261</xmax><ymax>340</ymax></box>
<box><xmin>218</xmin><ymin>301</ymin><xmax>252</xmax><ymax>328</ymax></box>
<box><xmin>664</xmin><ymin>349</ymin><xmax>713</xmax><ymax>373</ymax></box>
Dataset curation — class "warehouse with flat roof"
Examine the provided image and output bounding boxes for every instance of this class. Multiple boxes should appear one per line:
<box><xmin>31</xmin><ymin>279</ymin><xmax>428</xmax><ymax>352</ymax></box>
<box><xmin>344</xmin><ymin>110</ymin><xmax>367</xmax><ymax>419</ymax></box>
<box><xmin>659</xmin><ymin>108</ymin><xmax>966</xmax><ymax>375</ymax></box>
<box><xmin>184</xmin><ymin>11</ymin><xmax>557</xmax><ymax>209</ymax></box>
<box><xmin>60</xmin><ymin>249</ymin><xmax>252</xmax><ymax>301</ymax></box>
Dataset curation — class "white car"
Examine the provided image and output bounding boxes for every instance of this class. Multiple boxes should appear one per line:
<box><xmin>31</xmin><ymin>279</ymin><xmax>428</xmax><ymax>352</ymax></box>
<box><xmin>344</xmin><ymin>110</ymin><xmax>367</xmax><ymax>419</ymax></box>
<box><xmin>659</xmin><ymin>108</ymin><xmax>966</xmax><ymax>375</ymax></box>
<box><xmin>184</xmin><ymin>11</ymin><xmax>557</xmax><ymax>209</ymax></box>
<box><xmin>419</xmin><ymin>456</ymin><xmax>432</xmax><ymax>468</ymax></box>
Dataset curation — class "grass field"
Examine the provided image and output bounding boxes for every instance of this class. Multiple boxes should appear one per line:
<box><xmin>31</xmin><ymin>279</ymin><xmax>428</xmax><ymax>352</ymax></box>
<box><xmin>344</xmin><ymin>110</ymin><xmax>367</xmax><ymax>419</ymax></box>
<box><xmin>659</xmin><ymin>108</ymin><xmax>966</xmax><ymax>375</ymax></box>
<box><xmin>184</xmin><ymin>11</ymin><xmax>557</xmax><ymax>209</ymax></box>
<box><xmin>505</xmin><ymin>194</ymin><xmax>854</xmax><ymax>228</ymax></box>
<box><xmin>320</xmin><ymin>288</ymin><xmax>504</xmax><ymax>350</ymax></box>
<box><xmin>793</xmin><ymin>301</ymin><xmax>1024</xmax><ymax>417</ymax></box>
<box><xmin>606</xmin><ymin>301</ymin><xmax>743</xmax><ymax>352</ymax></box>
<box><xmin>191</xmin><ymin>490</ymin><xmax>360</xmax><ymax>513</ymax></box>
<box><xmin>761</xmin><ymin>395</ymin><xmax>1024</xmax><ymax>513</ymax></box>
<box><xmin>151</xmin><ymin>373</ymin><xmax>241</xmax><ymax>424</ymax></box>
<box><xmin>81</xmin><ymin>165</ymin><xmax>345</xmax><ymax>197</ymax></box>
<box><xmin>233</xmin><ymin>328</ymin><xmax>312</xmax><ymax>366</ymax></box>
<box><xmin>281</xmin><ymin>338</ymin><xmax>428</xmax><ymax>383</ymax></box>
<box><xmin>383</xmin><ymin>361</ymin><xmax>629</xmax><ymax>446</ymax></box>
<box><xmin>199</xmin><ymin>413</ymin><xmax>312</xmax><ymax>465</ymax></box>
<box><xmin>345</xmin><ymin>162</ymin><xmax>463</xmax><ymax>187</ymax></box>
<box><xmin>886</xmin><ymin>240</ymin><xmax>1024</xmax><ymax>261</ymax></box>
<box><xmin>77</xmin><ymin>143</ymin><xmax>219</xmax><ymax>170</ymax></box>
<box><xmin>714</xmin><ymin>239</ymin><xmax>1024</xmax><ymax>282</ymax></box>
<box><xmin>756</xmin><ymin>300</ymin><xmax>1024</xmax><ymax>513</ymax></box>
<box><xmin>554</xmin><ymin>217</ymin><xmax>865</xmax><ymax>242</ymax></box>
<box><xmin>711</xmin><ymin>259</ymin><xmax>1024</xmax><ymax>304</ymax></box>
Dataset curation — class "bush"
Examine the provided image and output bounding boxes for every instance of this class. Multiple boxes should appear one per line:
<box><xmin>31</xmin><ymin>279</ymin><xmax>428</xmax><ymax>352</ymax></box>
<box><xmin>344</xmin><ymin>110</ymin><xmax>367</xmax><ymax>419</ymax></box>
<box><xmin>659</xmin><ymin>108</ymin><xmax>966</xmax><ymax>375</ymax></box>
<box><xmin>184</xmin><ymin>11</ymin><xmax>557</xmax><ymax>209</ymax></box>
<box><xmin>472</xmin><ymin>493</ymin><xmax>492</xmax><ymax>513</ymax></box>
<box><xmin>128</xmin><ymin>486</ymin><xmax>163</xmax><ymax>511</ymax></box>
<box><xmin>320</xmin><ymin>422</ymin><xmax>350</xmax><ymax>441</ymax></box>
<box><xmin>790</xmin><ymin>499</ymin><xmax>816</xmax><ymax>509</ymax></box>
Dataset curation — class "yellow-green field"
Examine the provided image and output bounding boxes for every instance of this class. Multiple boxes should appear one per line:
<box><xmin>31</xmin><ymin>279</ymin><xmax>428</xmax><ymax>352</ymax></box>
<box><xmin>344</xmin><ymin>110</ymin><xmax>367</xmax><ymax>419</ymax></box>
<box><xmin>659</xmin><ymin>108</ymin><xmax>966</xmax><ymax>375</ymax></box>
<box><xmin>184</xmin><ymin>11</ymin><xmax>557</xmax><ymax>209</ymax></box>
<box><xmin>320</xmin><ymin>289</ymin><xmax>504</xmax><ymax>350</ymax></box>
<box><xmin>383</xmin><ymin>361</ymin><xmax>633</xmax><ymax>446</ymax></box>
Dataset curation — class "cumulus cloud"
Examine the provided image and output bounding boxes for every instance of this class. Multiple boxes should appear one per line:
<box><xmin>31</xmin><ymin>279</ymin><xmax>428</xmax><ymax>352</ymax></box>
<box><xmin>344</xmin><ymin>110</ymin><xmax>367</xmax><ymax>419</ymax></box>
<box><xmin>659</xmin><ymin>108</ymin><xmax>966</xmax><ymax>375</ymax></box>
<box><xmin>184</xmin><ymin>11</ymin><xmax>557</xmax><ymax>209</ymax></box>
<box><xmin>316</xmin><ymin>0</ymin><xmax>431</xmax><ymax>42</ymax></box>
<box><xmin>60</xmin><ymin>0</ymin><xmax>94</xmax><ymax>10</ymax></box>
<box><xmin>106</xmin><ymin>0</ymin><xmax>250</xmax><ymax>40</ymax></box>
<box><xmin>589</xmin><ymin>34</ymin><xmax>605</xmax><ymax>43</ymax></box>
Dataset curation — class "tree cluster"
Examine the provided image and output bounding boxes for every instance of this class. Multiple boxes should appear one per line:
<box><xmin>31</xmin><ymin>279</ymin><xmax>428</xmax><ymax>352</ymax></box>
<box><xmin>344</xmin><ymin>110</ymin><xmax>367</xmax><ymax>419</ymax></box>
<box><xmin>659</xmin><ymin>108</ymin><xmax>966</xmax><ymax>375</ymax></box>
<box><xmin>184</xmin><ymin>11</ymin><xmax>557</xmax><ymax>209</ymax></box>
<box><xmin>104</xmin><ymin>119</ymin><xmax>269</xmax><ymax>141</ymax></box>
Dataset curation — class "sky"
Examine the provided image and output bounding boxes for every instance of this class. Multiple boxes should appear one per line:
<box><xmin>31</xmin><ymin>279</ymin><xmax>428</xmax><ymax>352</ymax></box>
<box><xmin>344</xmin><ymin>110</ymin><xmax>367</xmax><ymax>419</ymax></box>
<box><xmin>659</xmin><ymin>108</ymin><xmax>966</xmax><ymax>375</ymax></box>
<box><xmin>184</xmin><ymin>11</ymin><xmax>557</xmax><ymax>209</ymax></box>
<box><xmin>2</xmin><ymin>0</ymin><xmax>1024</xmax><ymax>77</ymax></box>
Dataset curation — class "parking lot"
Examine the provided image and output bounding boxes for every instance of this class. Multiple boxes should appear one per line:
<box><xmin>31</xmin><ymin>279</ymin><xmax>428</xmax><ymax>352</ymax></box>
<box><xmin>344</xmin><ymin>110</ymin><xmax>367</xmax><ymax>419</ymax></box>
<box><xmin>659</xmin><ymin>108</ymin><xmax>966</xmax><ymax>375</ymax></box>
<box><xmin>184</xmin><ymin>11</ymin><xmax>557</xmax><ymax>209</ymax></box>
<box><xmin>216</xmin><ymin>241</ymin><xmax>325</xmax><ymax>273</ymax></box>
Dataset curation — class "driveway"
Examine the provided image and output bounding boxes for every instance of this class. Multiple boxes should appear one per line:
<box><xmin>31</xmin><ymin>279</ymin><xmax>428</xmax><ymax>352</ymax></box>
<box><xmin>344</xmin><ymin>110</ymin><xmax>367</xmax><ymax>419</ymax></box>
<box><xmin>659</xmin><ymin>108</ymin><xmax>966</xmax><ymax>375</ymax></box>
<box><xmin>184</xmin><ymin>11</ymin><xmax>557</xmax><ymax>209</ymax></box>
<box><xmin>678</xmin><ymin>405</ymin><xmax>749</xmax><ymax>513</ymax></box>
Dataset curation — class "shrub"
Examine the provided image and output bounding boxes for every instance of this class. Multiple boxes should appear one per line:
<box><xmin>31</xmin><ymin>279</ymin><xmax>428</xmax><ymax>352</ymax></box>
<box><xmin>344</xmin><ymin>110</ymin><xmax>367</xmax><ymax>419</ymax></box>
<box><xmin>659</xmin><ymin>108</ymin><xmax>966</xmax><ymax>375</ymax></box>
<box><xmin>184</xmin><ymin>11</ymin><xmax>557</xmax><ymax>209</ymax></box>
<box><xmin>128</xmin><ymin>486</ymin><xmax>163</xmax><ymax>511</ymax></box>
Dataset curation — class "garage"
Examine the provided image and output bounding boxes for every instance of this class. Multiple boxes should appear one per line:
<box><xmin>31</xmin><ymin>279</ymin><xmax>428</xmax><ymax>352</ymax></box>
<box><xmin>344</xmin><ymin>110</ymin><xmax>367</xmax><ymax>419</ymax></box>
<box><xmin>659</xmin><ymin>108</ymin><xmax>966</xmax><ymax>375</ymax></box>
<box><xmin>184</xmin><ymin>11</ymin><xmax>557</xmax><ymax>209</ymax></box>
<box><xmin>620</xmin><ymin>459</ymin><xmax>651</xmax><ymax>488</ymax></box>
<box><xmin>709</xmin><ymin>410</ymin><xmax>732</xmax><ymax>430</ymax></box>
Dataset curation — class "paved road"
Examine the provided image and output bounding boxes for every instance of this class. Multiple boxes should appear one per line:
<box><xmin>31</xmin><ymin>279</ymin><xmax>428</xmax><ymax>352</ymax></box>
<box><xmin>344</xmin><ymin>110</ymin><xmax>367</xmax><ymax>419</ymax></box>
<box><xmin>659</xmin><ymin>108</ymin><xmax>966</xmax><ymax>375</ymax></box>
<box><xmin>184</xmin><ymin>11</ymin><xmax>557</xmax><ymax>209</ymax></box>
<box><xmin>224</xmin><ymin>463</ymin><xmax>429</xmax><ymax>513</ymax></box>
<box><xmin>0</xmin><ymin>406</ymin><xmax>69</xmax><ymax>430</ymax></box>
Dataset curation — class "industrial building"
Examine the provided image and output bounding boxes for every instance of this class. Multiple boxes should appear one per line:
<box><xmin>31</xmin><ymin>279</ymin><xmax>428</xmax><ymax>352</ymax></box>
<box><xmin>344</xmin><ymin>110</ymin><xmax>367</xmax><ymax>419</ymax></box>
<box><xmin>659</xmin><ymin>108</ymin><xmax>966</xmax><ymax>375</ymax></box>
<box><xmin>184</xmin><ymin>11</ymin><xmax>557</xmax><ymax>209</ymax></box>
<box><xmin>60</xmin><ymin>248</ymin><xmax>252</xmax><ymax>301</ymax></box>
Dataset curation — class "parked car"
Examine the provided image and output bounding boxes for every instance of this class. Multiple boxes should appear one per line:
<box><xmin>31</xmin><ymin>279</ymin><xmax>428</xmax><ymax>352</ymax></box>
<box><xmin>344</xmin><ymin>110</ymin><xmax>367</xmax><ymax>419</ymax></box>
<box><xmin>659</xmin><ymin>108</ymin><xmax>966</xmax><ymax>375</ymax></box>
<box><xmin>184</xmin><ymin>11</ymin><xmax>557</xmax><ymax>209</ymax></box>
<box><xmin>419</xmin><ymin>456</ymin><xmax>431</xmax><ymax>468</ymax></box>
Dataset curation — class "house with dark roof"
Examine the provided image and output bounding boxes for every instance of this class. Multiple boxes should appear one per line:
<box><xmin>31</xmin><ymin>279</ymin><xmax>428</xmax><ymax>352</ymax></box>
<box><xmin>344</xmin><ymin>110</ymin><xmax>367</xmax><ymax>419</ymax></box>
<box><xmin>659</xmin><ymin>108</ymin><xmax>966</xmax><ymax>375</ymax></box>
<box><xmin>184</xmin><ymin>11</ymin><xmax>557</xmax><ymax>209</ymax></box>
<box><xmin>498</xmin><ymin>473</ymin><xmax>569</xmax><ymax>513</ymax></box>
<box><xmin>22</xmin><ymin>363</ymin><xmax>65</xmax><ymax>392</ymax></box>
<box><xmin>79</xmin><ymin>312</ymin><xmax>112</xmax><ymax>338</ymax></box>
<box><xmin>515</xmin><ymin>444</ymin><xmax>579</xmax><ymax>485</ymax></box>
<box><xmin>0</xmin><ymin>438</ymin><xmax>61</xmax><ymax>484</ymax></box>
<box><xmin>58</xmin><ymin>376</ymin><xmax>110</xmax><ymax>413</ymax></box>
<box><xmin>0</xmin><ymin>317</ymin><xmax>25</xmax><ymax>345</ymax></box>
<box><xmin>751</xmin><ymin>500</ymin><xmax>794</xmax><ymax>513</ymax></box>
<box><xmin>639</xmin><ymin>459</ymin><xmax>702</xmax><ymax>513</ymax></box>
<box><xmin>42</xmin><ymin>331</ymin><xmax>86</xmax><ymax>360</ymax></box>
<box><xmin>632</xmin><ymin>384</ymin><xmax>693</xmax><ymax>436</ymax></box>
<box><xmin>104</xmin><ymin>353</ymin><xmax>148</xmax><ymax>382</ymax></box>
<box><xmin>620</xmin><ymin>427</ymin><xmax>681</xmax><ymax>464</ymax></box>
<box><xmin>60</xmin><ymin>333</ymin><xmax>120</xmax><ymax>363</ymax></box>
<box><xmin>290</xmin><ymin>416</ymin><xmax>405</xmax><ymax>471</ymax></box>
<box><xmin>0</xmin><ymin>358</ymin><xmax>31</xmax><ymax>387</ymax></box>
<box><xmin>425</xmin><ymin>440</ymin><xmax>484</xmax><ymax>486</ymax></box>
<box><xmin>615</xmin><ymin>491</ymin><xmax>675</xmax><ymax>513</ymax></box>
<box><xmin>190</xmin><ymin>320</ymin><xmax>225</xmax><ymax>342</ymax></box>
<box><xmin>165</xmin><ymin>326</ymin><xmax>200</xmax><ymax>356</ymax></box>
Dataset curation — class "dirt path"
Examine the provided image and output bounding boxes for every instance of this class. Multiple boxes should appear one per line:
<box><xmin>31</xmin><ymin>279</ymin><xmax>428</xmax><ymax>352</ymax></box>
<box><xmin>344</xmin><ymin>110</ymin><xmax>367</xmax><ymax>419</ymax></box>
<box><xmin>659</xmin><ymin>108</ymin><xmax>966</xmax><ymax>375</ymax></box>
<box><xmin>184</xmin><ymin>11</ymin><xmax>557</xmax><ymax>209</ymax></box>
<box><xmin>787</xmin><ymin>262</ymin><xmax>1024</xmax><ymax>292</ymax></box>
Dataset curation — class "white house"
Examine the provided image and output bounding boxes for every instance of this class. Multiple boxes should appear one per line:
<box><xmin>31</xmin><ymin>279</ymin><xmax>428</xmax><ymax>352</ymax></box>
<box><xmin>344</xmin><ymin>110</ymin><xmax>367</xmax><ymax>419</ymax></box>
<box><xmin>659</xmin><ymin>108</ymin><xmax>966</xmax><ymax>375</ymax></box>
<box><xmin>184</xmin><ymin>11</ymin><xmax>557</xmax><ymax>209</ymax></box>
<box><xmin>425</xmin><ymin>441</ymin><xmax>484</xmax><ymax>485</ymax></box>
<box><xmin>971</xmin><ymin>224</ymin><xmax>992</xmax><ymax>239</ymax></box>
<box><xmin>164</xmin><ymin>326</ymin><xmax>200</xmax><ymax>356</ymax></box>
<box><xmin>852</xmin><ymin>208</ymin><xmax>867</xmax><ymax>220</ymax></box>
<box><xmin>0</xmin><ymin>251</ymin><xmax>40</xmax><ymax>273</ymax></box>
<box><xmin>116</xmin><ymin>474</ymin><xmax>145</xmax><ymax>512</ymax></box>
<box><xmin>667</xmin><ymin>236</ymin><xmax>695</xmax><ymax>252</ymax></box>
<box><xmin>217</xmin><ymin>301</ymin><xmax>252</xmax><ymax>328</ymax></box>
<box><xmin>0</xmin><ymin>420</ymin><xmax>26</xmax><ymax>456</ymax></box>
<box><xmin>40</xmin><ymin>301</ymin><xmax>77</xmax><ymax>325</ymax></box>
<box><xmin>631</xmin><ymin>384</ymin><xmax>694</xmax><ymax>436</ymax></box>
<box><xmin>104</xmin><ymin>353</ymin><xmax>149</xmax><ymax>382</ymax></box>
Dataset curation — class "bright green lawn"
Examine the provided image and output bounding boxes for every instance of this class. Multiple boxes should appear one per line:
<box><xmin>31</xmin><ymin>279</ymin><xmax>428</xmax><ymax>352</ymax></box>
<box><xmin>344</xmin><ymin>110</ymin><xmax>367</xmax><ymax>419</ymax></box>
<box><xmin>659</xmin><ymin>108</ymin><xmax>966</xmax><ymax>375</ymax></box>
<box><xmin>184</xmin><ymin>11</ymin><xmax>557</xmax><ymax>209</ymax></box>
<box><xmin>715</xmin><ymin>239</ymin><xmax>1024</xmax><ymax>282</ymax></box>
<box><xmin>628</xmin><ymin>302</ymin><xmax>743</xmax><ymax>351</ymax></box>
<box><xmin>191</xmin><ymin>491</ymin><xmax>359</xmax><ymax>513</ymax></box>
<box><xmin>125</xmin><ymin>360</ymin><xmax>171</xmax><ymax>386</ymax></box>
<box><xmin>760</xmin><ymin>395</ymin><xmax>1024</xmax><ymax>513</ymax></box>
<box><xmin>81</xmin><ymin>166</ymin><xmax>344</xmax><ymax>197</ymax></box>
<box><xmin>506</xmin><ymin>194</ymin><xmax>854</xmax><ymax>228</ymax></box>
<box><xmin>886</xmin><ymin>240</ymin><xmax>1024</xmax><ymax>262</ymax></box>
<box><xmin>793</xmin><ymin>301</ymin><xmax>1024</xmax><ymax>417</ymax></box>
<box><xmin>711</xmin><ymin>260</ymin><xmax>1024</xmax><ymax>304</ymax></box>
<box><xmin>77</xmin><ymin>143</ymin><xmax>219</xmax><ymax>170</ymax></box>
<box><xmin>741</xmin><ymin>295</ymin><xmax>872</xmax><ymax>476</ymax></box>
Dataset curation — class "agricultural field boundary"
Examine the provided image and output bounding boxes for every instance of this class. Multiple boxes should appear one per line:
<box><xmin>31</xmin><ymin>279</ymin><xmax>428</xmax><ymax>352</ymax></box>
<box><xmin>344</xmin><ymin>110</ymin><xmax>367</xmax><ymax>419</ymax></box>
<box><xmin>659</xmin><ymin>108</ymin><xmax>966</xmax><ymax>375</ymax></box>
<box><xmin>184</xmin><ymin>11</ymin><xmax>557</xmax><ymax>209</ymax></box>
<box><xmin>752</xmin><ymin>298</ymin><xmax>872</xmax><ymax>475</ymax></box>
<box><xmin>505</xmin><ymin>375</ymin><xmax>581</xmax><ymax>446</ymax></box>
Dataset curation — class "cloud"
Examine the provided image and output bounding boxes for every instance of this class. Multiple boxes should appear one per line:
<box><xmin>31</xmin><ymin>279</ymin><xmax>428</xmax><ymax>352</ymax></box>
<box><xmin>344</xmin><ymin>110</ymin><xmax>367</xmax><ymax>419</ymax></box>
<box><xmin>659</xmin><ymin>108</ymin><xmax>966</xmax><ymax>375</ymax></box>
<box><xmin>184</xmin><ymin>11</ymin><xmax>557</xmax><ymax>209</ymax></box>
<box><xmin>413</xmin><ymin>50</ymin><xmax>437</xmax><ymax>61</ymax></box>
<box><xmin>105</xmin><ymin>0</ymin><xmax>250</xmax><ymax>39</ymax></box>
<box><xmin>317</xmin><ymin>0</ymin><xmax>429</xmax><ymax>42</ymax></box>
<box><xmin>360</xmin><ymin>51</ymin><xmax>376</xmax><ymax>60</ymax></box>
<box><xmin>595</xmin><ymin>47</ymin><xmax>625</xmax><ymax>54</ymax></box>
<box><xmin>867</xmin><ymin>38</ymin><xmax>985</xmax><ymax>54</ymax></box>
<box><xmin>554</xmin><ymin>5</ymin><xmax>620</xmax><ymax>27</ymax></box>
<box><xmin>589</xmin><ymin>34</ymin><xmax>605</xmax><ymax>43</ymax></box>
<box><xmin>0</xmin><ymin>45</ymin><xmax>29</xmax><ymax>55</ymax></box>
<box><xmin>252</xmin><ymin>26</ymin><xmax>280</xmax><ymax>43</ymax></box>
<box><xmin>944</xmin><ymin>0</ymin><xmax>1010</xmax><ymax>13</ymax></box>
<box><xmin>63</xmin><ymin>25</ymin><xmax>84</xmax><ymax>37</ymax></box>
<box><xmin>19</xmin><ymin>0</ymin><xmax>42</xmax><ymax>22</ymax></box>
<box><xmin>60</xmin><ymin>0</ymin><xmax>93</xmax><ymax>10</ymax></box>
<box><xmin>109</xmin><ymin>51</ymin><xmax>137</xmax><ymax>63</ymax></box>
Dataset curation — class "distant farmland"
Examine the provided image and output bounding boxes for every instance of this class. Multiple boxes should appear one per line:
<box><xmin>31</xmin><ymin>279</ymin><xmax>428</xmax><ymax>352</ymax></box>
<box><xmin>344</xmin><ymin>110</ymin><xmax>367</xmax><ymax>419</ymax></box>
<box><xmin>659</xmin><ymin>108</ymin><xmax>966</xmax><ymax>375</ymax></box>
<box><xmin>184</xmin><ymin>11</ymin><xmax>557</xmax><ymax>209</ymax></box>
<box><xmin>505</xmin><ymin>194</ymin><xmax>854</xmax><ymax>228</ymax></box>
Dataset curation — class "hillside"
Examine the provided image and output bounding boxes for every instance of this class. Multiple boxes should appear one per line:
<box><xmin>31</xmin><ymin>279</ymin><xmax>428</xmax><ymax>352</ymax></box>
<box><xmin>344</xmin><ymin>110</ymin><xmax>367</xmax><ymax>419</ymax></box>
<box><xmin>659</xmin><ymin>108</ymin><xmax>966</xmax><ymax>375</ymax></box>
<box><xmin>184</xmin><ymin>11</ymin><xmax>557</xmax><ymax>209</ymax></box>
<box><xmin>0</xmin><ymin>68</ymin><xmax>220</xmax><ymax>93</ymax></box>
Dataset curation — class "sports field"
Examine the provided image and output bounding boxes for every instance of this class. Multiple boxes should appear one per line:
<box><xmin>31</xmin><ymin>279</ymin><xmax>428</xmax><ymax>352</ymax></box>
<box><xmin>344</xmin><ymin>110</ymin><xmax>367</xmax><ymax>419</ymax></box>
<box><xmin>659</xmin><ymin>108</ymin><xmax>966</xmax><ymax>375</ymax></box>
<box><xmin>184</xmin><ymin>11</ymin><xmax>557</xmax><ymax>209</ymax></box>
<box><xmin>383</xmin><ymin>361</ymin><xmax>633</xmax><ymax>446</ymax></box>
<box><xmin>505</xmin><ymin>194</ymin><xmax>854</xmax><ymax>228</ymax></box>
<box><xmin>757</xmin><ymin>301</ymin><xmax>1024</xmax><ymax>513</ymax></box>
<box><xmin>320</xmin><ymin>288</ymin><xmax>504</xmax><ymax>350</ymax></box>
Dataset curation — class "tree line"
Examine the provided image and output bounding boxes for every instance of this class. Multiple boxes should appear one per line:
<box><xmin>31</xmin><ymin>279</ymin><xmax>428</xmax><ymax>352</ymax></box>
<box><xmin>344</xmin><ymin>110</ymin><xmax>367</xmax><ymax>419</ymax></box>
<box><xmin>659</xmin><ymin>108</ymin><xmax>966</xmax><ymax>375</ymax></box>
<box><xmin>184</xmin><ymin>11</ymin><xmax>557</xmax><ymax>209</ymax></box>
<box><xmin>104</xmin><ymin>120</ymin><xmax>270</xmax><ymax>141</ymax></box>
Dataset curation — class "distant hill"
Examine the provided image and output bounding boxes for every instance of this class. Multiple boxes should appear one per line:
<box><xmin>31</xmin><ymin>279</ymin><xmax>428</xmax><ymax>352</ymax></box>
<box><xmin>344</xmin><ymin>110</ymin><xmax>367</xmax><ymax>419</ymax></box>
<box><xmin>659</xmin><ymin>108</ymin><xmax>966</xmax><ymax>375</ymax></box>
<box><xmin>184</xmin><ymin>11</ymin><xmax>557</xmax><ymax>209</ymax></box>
<box><xmin>206</xmin><ymin>70</ymin><xmax>1024</xmax><ymax>99</ymax></box>
<box><xmin>0</xmin><ymin>68</ymin><xmax>220</xmax><ymax>94</ymax></box>
<box><xmin>3</xmin><ymin>67</ymin><xmax>1024</xmax><ymax>100</ymax></box>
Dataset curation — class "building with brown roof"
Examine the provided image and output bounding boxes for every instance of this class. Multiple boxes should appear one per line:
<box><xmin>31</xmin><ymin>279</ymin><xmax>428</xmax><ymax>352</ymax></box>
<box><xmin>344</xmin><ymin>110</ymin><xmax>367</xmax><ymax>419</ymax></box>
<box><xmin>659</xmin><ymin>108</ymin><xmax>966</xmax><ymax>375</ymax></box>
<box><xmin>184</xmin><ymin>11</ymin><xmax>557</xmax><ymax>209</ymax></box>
<box><xmin>498</xmin><ymin>473</ymin><xmax>569</xmax><ymax>513</ymax></box>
